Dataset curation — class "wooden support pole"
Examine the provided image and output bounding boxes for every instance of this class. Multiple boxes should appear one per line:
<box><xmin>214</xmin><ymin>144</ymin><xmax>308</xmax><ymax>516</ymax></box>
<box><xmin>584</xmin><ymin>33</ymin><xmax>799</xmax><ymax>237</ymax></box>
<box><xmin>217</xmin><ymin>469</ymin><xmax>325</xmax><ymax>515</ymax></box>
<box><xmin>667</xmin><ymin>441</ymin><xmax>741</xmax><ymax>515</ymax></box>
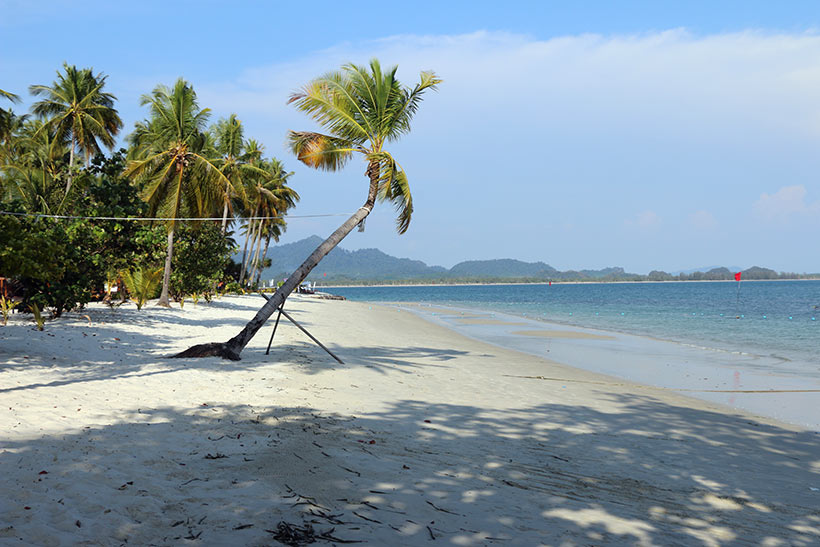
<box><xmin>259</xmin><ymin>293</ymin><xmax>344</xmax><ymax>365</ymax></box>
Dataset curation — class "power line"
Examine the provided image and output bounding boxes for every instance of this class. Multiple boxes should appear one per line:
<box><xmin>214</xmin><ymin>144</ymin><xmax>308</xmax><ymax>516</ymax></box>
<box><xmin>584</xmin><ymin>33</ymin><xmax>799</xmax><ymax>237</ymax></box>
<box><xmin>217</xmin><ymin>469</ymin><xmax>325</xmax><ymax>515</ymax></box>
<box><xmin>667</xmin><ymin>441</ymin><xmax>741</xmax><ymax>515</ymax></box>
<box><xmin>0</xmin><ymin>211</ymin><xmax>354</xmax><ymax>222</ymax></box>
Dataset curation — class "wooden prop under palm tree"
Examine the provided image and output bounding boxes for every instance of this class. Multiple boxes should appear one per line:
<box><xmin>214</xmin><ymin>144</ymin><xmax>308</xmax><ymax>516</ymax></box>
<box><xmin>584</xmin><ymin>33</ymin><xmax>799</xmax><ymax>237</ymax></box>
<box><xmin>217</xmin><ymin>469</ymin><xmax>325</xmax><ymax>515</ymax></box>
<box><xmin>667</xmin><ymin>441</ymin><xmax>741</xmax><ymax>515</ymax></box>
<box><xmin>176</xmin><ymin>59</ymin><xmax>440</xmax><ymax>360</ymax></box>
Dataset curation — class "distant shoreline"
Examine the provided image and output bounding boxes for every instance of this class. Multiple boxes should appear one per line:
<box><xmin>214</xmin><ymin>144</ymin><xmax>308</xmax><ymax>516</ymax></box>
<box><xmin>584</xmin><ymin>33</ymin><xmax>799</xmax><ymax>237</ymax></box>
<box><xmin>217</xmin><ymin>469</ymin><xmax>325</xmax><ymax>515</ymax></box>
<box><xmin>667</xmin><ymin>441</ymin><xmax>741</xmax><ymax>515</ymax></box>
<box><xmin>319</xmin><ymin>278</ymin><xmax>820</xmax><ymax>289</ymax></box>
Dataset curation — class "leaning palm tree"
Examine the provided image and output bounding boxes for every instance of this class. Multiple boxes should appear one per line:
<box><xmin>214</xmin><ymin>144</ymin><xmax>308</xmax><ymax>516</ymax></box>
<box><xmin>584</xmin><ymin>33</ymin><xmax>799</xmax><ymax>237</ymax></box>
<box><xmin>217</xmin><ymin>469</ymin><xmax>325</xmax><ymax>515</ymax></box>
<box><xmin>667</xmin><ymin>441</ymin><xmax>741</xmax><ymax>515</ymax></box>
<box><xmin>29</xmin><ymin>63</ymin><xmax>122</xmax><ymax>192</ymax></box>
<box><xmin>125</xmin><ymin>78</ymin><xmax>230</xmax><ymax>307</ymax></box>
<box><xmin>176</xmin><ymin>59</ymin><xmax>439</xmax><ymax>359</ymax></box>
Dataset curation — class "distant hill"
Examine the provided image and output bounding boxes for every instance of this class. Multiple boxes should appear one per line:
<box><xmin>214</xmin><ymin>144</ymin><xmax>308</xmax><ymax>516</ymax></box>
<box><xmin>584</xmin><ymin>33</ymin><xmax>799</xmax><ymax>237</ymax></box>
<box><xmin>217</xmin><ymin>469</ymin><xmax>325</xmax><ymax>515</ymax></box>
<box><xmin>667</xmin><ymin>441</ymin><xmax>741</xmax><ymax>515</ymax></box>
<box><xmin>672</xmin><ymin>265</ymin><xmax>743</xmax><ymax>275</ymax></box>
<box><xmin>448</xmin><ymin>259</ymin><xmax>557</xmax><ymax>278</ymax></box>
<box><xmin>258</xmin><ymin>235</ymin><xmax>446</xmax><ymax>282</ymax></box>
<box><xmin>251</xmin><ymin>236</ymin><xmax>816</xmax><ymax>284</ymax></box>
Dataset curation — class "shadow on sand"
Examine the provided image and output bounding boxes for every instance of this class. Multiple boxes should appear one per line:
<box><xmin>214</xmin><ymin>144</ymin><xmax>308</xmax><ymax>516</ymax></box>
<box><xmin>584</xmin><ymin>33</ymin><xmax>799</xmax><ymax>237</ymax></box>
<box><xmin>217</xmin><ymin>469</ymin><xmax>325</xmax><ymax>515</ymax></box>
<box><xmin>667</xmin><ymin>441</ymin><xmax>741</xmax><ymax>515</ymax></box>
<box><xmin>2</xmin><ymin>391</ymin><xmax>818</xmax><ymax>544</ymax></box>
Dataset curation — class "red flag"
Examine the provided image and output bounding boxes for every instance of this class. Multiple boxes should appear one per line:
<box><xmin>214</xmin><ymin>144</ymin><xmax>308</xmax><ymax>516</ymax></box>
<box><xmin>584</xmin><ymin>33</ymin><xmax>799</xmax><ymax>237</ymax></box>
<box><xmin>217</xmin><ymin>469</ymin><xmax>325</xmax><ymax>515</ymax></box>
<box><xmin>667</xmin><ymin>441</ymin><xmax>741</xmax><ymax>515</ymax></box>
<box><xmin>734</xmin><ymin>272</ymin><xmax>742</xmax><ymax>282</ymax></box>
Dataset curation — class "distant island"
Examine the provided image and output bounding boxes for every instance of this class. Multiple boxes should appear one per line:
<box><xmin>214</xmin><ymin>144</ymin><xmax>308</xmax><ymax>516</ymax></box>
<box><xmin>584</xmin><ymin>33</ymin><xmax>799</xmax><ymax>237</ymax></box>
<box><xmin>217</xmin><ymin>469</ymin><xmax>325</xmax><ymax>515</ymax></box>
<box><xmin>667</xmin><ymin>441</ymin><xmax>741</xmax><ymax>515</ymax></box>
<box><xmin>258</xmin><ymin>236</ymin><xmax>819</xmax><ymax>285</ymax></box>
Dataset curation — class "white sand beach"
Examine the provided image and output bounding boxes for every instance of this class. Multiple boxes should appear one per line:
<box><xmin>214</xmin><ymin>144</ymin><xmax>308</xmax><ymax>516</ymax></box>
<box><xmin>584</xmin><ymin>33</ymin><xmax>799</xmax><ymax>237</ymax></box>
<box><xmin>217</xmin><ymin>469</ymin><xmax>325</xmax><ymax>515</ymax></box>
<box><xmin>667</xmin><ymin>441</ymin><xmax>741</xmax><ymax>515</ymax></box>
<box><xmin>1</xmin><ymin>295</ymin><xmax>819</xmax><ymax>546</ymax></box>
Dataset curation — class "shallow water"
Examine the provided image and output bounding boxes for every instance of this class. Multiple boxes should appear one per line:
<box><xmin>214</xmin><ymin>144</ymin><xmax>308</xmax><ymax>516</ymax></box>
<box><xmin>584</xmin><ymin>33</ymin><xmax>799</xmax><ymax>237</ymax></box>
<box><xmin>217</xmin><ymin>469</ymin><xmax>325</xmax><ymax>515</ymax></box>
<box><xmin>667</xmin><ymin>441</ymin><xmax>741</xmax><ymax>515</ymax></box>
<box><xmin>328</xmin><ymin>281</ymin><xmax>820</xmax><ymax>430</ymax></box>
<box><xmin>329</xmin><ymin>281</ymin><xmax>820</xmax><ymax>368</ymax></box>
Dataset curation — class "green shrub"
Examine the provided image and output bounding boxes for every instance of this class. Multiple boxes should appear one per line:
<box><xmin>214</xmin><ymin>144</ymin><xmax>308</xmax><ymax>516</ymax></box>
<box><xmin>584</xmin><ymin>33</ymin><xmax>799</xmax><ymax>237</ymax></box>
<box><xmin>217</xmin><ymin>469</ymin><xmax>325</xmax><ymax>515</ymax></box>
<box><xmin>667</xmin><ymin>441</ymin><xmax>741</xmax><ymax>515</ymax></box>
<box><xmin>0</xmin><ymin>295</ymin><xmax>20</xmax><ymax>326</ymax></box>
<box><xmin>30</xmin><ymin>303</ymin><xmax>45</xmax><ymax>331</ymax></box>
<box><xmin>122</xmin><ymin>268</ymin><xmax>163</xmax><ymax>310</ymax></box>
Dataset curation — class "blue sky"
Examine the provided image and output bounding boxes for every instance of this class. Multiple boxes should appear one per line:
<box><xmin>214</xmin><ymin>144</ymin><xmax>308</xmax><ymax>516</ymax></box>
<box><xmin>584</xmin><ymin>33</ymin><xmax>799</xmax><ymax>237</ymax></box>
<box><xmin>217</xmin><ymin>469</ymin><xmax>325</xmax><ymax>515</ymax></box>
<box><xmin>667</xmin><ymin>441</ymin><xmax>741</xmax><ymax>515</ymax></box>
<box><xmin>3</xmin><ymin>1</ymin><xmax>820</xmax><ymax>273</ymax></box>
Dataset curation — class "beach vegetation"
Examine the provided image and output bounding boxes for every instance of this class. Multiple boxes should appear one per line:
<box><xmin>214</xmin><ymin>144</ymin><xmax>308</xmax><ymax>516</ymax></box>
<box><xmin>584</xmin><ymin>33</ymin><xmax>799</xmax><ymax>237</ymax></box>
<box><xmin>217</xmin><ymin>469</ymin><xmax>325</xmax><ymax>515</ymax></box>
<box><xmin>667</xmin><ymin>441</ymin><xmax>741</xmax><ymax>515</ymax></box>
<box><xmin>0</xmin><ymin>88</ymin><xmax>22</xmax><ymax>149</ymax></box>
<box><xmin>0</xmin><ymin>294</ymin><xmax>20</xmax><ymax>325</ymax></box>
<box><xmin>239</xmin><ymin>157</ymin><xmax>297</xmax><ymax>287</ymax></box>
<box><xmin>2</xmin><ymin>66</ymin><xmax>297</xmax><ymax>321</ymax></box>
<box><xmin>125</xmin><ymin>78</ymin><xmax>232</xmax><ymax>307</ymax></box>
<box><xmin>29</xmin><ymin>63</ymin><xmax>123</xmax><ymax>193</ymax></box>
<box><xmin>169</xmin><ymin>222</ymin><xmax>234</xmax><ymax>302</ymax></box>
<box><xmin>121</xmin><ymin>267</ymin><xmax>163</xmax><ymax>310</ymax></box>
<box><xmin>210</xmin><ymin>114</ymin><xmax>257</xmax><ymax>232</ymax></box>
<box><xmin>30</xmin><ymin>302</ymin><xmax>45</xmax><ymax>330</ymax></box>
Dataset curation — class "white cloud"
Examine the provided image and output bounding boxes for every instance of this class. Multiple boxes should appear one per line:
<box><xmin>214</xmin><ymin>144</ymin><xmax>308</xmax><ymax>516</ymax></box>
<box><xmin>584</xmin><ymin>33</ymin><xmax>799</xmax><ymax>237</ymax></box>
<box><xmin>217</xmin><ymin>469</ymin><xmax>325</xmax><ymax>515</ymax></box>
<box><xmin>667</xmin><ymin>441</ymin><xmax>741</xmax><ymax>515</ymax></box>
<box><xmin>625</xmin><ymin>210</ymin><xmax>661</xmax><ymax>228</ymax></box>
<box><xmin>754</xmin><ymin>185</ymin><xmax>820</xmax><ymax>221</ymax></box>
<box><xmin>198</xmin><ymin>29</ymin><xmax>820</xmax><ymax>139</ymax></box>
<box><xmin>689</xmin><ymin>210</ymin><xmax>718</xmax><ymax>230</ymax></box>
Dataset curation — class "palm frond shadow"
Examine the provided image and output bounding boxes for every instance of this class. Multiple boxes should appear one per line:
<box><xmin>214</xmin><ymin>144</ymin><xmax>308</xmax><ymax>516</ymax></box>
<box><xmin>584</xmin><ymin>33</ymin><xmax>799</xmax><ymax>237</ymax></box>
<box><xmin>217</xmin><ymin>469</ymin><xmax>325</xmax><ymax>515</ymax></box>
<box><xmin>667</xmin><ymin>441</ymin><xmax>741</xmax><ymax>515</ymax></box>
<box><xmin>2</xmin><ymin>395</ymin><xmax>818</xmax><ymax>544</ymax></box>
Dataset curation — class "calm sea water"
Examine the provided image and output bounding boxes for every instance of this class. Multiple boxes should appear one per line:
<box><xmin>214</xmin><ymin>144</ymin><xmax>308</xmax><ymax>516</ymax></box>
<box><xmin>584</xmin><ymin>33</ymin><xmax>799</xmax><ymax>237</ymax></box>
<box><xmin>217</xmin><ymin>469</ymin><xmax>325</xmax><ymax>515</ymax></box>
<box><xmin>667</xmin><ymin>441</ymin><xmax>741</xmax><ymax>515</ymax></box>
<box><xmin>327</xmin><ymin>281</ymin><xmax>820</xmax><ymax>367</ymax></box>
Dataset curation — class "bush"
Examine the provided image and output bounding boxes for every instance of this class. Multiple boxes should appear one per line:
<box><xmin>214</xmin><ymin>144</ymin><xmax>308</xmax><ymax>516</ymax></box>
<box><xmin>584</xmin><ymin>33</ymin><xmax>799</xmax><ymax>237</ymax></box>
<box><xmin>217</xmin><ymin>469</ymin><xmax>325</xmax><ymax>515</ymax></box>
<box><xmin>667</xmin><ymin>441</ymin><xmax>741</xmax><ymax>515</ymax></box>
<box><xmin>122</xmin><ymin>267</ymin><xmax>163</xmax><ymax>310</ymax></box>
<box><xmin>170</xmin><ymin>223</ymin><xmax>234</xmax><ymax>300</ymax></box>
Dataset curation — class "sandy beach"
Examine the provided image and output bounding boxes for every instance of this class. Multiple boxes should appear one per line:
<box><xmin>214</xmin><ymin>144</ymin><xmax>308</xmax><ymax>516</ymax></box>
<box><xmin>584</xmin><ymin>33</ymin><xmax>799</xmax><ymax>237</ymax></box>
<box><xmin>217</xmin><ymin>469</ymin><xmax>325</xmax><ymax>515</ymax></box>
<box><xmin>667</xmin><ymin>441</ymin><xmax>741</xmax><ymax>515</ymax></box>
<box><xmin>1</xmin><ymin>294</ymin><xmax>819</xmax><ymax>545</ymax></box>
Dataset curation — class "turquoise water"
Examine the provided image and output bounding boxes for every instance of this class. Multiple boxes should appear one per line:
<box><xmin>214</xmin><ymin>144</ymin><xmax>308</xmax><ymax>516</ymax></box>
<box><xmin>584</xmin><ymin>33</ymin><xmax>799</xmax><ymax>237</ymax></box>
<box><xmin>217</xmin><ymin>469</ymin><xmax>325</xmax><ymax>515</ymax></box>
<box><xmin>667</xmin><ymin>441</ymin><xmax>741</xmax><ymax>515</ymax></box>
<box><xmin>328</xmin><ymin>281</ymin><xmax>820</xmax><ymax>367</ymax></box>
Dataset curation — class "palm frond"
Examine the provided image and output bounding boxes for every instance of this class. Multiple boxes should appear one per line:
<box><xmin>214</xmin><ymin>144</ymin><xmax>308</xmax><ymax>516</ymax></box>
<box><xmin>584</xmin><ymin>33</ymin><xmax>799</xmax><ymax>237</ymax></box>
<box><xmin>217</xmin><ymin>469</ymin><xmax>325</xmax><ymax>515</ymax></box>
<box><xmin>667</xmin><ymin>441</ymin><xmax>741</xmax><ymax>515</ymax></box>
<box><xmin>0</xmin><ymin>88</ymin><xmax>20</xmax><ymax>103</ymax></box>
<box><xmin>287</xmin><ymin>131</ymin><xmax>357</xmax><ymax>171</ymax></box>
<box><xmin>370</xmin><ymin>151</ymin><xmax>413</xmax><ymax>234</ymax></box>
<box><xmin>288</xmin><ymin>71</ymin><xmax>371</xmax><ymax>142</ymax></box>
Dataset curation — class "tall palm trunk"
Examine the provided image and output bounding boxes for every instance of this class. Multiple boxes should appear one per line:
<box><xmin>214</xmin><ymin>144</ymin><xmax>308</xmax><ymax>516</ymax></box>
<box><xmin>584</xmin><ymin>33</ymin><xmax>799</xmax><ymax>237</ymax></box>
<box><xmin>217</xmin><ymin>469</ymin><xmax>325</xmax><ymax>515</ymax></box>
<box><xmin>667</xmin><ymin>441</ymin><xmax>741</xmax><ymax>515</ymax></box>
<box><xmin>248</xmin><ymin>220</ymin><xmax>265</xmax><ymax>287</ymax></box>
<box><xmin>238</xmin><ymin>218</ymin><xmax>252</xmax><ymax>284</ymax></box>
<box><xmin>221</xmin><ymin>179</ymin><xmax>230</xmax><ymax>234</ymax></box>
<box><xmin>175</xmin><ymin>162</ymin><xmax>379</xmax><ymax>360</ymax></box>
<box><xmin>157</xmin><ymin>228</ymin><xmax>175</xmax><ymax>307</ymax></box>
<box><xmin>256</xmin><ymin>231</ymin><xmax>273</xmax><ymax>286</ymax></box>
<box><xmin>239</xmin><ymin>210</ymin><xmax>258</xmax><ymax>285</ymax></box>
<box><xmin>66</xmin><ymin>134</ymin><xmax>75</xmax><ymax>193</ymax></box>
<box><xmin>158</xmin><ymin>168</ymin><xmax>184</xmax><ymax>307</ymax></box>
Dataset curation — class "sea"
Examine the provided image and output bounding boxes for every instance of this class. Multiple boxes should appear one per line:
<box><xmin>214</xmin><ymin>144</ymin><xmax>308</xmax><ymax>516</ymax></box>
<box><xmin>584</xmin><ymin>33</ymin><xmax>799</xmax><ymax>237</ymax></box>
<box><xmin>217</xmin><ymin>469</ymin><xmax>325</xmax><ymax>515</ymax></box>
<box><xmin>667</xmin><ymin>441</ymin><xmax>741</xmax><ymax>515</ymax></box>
<box><xmin>326</xmin><ymin>280</ymin><xmax>820</xmax><ymax>429</ymax></box>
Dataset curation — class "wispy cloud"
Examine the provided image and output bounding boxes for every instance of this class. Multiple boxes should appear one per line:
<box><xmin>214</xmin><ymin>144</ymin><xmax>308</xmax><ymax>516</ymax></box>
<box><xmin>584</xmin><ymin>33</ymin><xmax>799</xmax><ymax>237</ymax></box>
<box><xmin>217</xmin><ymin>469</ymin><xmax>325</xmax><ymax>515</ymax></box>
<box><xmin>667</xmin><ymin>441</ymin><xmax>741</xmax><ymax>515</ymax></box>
<box><xmin>625</xmin><ymin>210</ymin><xmax>661</xmax><ymax>229</ymax></box>
<box><xmin>754</xmin><ymin>185</ymin><xmax>820</xmax><ymax>222</ymax></box>
<box><xmin>688</xmin><ymin>210</ymin><xmax>718</xmax><ymax>231</ymax></box>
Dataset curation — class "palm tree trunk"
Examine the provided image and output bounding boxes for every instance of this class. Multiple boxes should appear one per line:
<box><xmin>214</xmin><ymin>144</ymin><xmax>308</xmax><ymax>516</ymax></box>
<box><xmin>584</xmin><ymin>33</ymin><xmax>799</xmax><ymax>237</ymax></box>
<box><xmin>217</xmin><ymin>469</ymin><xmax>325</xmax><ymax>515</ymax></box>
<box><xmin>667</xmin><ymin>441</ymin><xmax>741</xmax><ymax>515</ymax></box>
<box><xmin>221</xmin><ymin>180</ymin><xmax>230</xmax><ymax>234</ymax></box>
<box><xmin>239</xmin><ymin>212</ymin><xmax>257</xmax><ymax>285</ymax></box>
<box><xmin>248</xmin><ymin>221</ymin><xmax>265</xmax><ymax>287</ymax></box>
<box><xmin>175</xmin><ymin>162</ymin><xmax>380</xmax><ymax>360</ymax></box>
<box><xmin>66</xmin><ymin>134</ymin><xmax>75</xmax><ymax>193</ymax></box>
<box><xmin>157</xmin><ymin>228</ymin><xmax>174</xmax><ymax>307</ymax></box>
<box><xmin>256</xmin><ymin>232</ymin><xmax>273</xmax><ymax>286</ymax></box>
<box><xmin>238</xmin><ymin>219</ymin><xmax>252</xmax><ymax>284</ymax></box>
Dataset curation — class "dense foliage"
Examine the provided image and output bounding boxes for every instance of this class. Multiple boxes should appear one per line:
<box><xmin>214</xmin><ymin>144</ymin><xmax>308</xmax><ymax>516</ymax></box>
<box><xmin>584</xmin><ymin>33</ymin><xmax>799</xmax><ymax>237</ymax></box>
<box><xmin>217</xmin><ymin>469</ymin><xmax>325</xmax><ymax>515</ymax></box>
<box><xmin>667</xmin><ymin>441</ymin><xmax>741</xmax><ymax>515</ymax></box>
<box><xmin>0</xmin><ymin>65</ymin><xmax>299</xmax><ymax>320</ymax></box>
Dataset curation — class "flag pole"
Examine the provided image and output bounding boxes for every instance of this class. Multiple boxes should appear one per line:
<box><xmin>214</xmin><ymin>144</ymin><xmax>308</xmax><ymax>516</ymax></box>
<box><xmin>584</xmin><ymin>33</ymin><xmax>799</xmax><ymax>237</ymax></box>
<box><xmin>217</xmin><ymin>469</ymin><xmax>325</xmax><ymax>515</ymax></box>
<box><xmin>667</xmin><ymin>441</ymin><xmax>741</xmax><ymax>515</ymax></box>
<box><xmin>735</xmin><ymin>271</ymin><xmax>742</xmax><ymax>311</ymax></box>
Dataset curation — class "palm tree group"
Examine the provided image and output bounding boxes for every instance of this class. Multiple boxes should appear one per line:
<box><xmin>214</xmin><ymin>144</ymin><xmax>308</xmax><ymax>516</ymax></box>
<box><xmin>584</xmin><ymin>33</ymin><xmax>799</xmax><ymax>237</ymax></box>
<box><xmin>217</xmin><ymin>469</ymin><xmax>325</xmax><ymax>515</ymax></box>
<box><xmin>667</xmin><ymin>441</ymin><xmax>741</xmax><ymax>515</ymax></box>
<box><xmin>2</xmin><ymin>66</ymin><xmax>302</xmax><ymax>311</ymax></box>
<box><xmin>125</xmin><ymin>79</ymin><xmax>302</xmax><ymax>305</ymax></box>
<box><xmin>125</xmin><ymin>79</ymin><xmax>232</xmax><ymax>306</ymax></box>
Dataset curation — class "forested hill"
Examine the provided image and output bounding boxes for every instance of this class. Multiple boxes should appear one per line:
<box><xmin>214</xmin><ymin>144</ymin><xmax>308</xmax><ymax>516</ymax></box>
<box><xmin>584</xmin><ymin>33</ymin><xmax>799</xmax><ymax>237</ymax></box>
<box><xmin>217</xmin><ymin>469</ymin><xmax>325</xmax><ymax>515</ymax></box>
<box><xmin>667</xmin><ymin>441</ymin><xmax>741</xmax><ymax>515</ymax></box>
<box><xmin>256</xmin><ymin>236</ymin><xmax>816</xmax><ymax>284</ymax></box>
<box><xmin>258</xmin><ymin>236</ymin><xmax>447</xmax><ymax>282</ymax></box>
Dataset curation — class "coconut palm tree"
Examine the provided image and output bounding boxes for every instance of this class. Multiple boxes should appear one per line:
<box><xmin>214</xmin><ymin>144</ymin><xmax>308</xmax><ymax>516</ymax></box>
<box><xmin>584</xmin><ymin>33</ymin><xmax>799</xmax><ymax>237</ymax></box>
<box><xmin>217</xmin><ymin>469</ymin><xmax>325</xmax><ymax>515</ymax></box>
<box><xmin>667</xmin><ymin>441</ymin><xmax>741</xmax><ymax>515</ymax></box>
<box><xmin>125</xmin><ymin>78</ymin><xmax>231</xmax><ymax>307</ymax></box>
<box><xmin>0</xmin><ymin>88</ymin><xmax>21</xmax><ymax>146</ymax></box>
<box><xmin>29</xmin><ymin>64</ymin><xmax>122</xmax><ymax>192</ymax></box>
<box><xmin>212</xmin><ymin>114</ymin><xmax>260</xmax><ymax>232</ymax></box>
<box><xmin>1</xmin><ymin>119</ymin><xmax>68</xmax><ymax>212</ymax></box>
<box><xmin>242</xmin><ymin>158</ymin><xmax>298</xmax><ymax>286</ymax></box>
<box><xmin>176</xmin><ymin>59</ymin><xmax>439</xmax><ymax>359</ymax></box>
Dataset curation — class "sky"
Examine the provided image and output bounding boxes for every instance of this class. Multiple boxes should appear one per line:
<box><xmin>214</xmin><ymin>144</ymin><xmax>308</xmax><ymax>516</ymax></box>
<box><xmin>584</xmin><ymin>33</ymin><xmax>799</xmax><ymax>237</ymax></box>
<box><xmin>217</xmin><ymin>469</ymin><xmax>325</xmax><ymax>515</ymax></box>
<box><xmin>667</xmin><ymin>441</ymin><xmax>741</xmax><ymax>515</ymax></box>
<box><xmin>3</xmin><ymin>1</ymin><xmax>820</xmax><ymax>273</ymax></box>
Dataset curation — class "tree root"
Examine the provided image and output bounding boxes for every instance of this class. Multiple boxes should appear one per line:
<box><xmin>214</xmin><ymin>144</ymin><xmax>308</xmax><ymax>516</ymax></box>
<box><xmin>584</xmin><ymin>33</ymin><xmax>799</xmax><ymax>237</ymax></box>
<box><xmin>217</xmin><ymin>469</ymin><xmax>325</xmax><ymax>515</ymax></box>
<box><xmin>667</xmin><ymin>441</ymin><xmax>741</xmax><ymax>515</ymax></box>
<box><xmin>172</xmin><ymin>342</ymin><xmax>241</xmax><ymax>361</ymax></box>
